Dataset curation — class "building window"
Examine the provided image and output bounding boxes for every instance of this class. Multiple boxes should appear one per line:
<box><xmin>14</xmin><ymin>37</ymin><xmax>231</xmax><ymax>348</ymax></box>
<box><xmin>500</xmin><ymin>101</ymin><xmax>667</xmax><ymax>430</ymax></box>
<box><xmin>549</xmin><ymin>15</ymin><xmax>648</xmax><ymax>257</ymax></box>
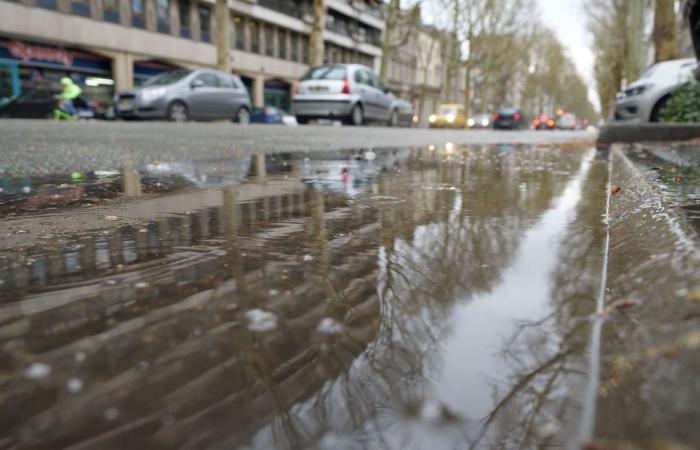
<box><xmin>301</xmin><ymin>35</ymin><xmax>308</xmax><ymax>64</ymax></box>
<box><xmin>249</xmin><ymin>20</ymin><xmax>259</xmax><ymax>53</ymax></box>
<box><xmin>179</xmin><ymin>0</ymin><xmax>191</xmax><ymax>38</ymax></box>
<box><xmin>234</xmin><ymin>16</ymin><xmax>244</xmax><ymax>50</ymax></box>
<box><xmin>37</xmin><ymin>0</ymin><xmax>58</xmax><ymax>11</ymax></box>
<box><xmin>157</xmin><ymin>0</ymin><xmax>170</xmax><ymax>33</ymax></box>
<box><xmin>104</xmin><ymin>0</ymin><xmax>120</xmax><ymax>23</ymax></box>
<box><xmin>265</xmin><ymin>24</ymin><xmax>274</xmax><ymax>57</ymax></box>
<box><xmin>278</xmin><ymin>29</ymin><xmax>287</xmax><ymax>60</ymax></box>
<box><xmin>290</xmin><ymin>32</ymin><xmax>298</xmax><ymax>62</ymax></box>
<box><xmin>71</xmin><ymin>0</ymin><xmax>90</xmax><ymax>17</ymax></box>
<box><xmin>199</xmin><ymin>5</ymin><xmax>211</xmax><ymax>42</ymax></box>
<box><xmin>132</xmin><ymin>0</ymin><xmax>145</xmax><ymax>28</ymax></box>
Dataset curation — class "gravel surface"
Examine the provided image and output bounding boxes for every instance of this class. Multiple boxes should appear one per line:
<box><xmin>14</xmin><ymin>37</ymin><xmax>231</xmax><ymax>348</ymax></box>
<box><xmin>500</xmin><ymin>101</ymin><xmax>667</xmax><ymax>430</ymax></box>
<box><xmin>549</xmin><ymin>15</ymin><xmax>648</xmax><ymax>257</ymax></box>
<box><xmin>0</xmin><ymin>119</ymin><xmax>596</xmax><ymax>176</ymax></box>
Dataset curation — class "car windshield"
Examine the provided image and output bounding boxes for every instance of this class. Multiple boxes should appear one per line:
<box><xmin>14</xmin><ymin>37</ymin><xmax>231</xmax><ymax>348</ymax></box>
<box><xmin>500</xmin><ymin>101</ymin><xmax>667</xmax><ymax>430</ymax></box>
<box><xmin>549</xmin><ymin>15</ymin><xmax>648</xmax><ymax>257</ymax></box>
<box><xmin>301</xmin><ymin>65</ymin><xmax>347</xmax><ymax>81</ymax></box>
<box><xmin>142</xmin><ymin>70</ymin><xmax>192</xmax><ymax>87</ymax></box>
<box><xmin>438</xmin><ymin>106</ymin><xmax>458</xmax><ymax>114</ymax></box>
<box><xmin>498</xmin><ymin>108</ymin><xmax>518</xmax><ymax>115</ymax></box>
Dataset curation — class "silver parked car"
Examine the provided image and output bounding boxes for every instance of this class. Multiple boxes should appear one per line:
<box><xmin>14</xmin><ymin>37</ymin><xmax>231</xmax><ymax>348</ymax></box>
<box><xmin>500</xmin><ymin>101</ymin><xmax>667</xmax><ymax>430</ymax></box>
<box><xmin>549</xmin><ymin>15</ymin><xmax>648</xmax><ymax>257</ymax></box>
<box><xmin>614</xmin><ymin>58</ymin><xmax>697</xmax><ymax>122</ymax></box>
<box><xmin>115</xmin><ymin>69</ymin><xmax>252</xmax><ymax>123</ymax></box>
<box><xmin>293</xmin><ymin>64</ymin><xmax>398</xmax><ymax>126</ymax></box>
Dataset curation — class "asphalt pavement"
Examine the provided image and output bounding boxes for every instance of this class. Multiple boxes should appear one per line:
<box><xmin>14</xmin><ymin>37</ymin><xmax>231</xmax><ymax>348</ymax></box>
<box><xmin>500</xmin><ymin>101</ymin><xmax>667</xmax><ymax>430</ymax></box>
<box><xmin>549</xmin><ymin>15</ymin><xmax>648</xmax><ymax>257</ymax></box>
<box><xmin>0</xmin><ymin>119</ymin><xmax>596</xmax><ymax>176</ymax></box>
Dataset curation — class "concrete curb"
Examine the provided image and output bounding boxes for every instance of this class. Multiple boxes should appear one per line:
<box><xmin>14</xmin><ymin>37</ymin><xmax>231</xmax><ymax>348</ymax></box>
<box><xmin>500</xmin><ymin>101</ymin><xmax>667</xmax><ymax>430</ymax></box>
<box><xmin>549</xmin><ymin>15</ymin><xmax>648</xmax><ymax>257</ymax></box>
<box><xmin>598</xmin><ymin>123</ymin><xmax>700</xmax><ymax>143</ymax></box>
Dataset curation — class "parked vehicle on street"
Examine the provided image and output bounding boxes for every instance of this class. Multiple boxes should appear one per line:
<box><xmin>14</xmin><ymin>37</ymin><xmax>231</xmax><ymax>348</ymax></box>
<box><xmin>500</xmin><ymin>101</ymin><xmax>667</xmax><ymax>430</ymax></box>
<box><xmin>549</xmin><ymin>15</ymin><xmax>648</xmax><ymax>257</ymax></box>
<box><xmin>114</xmin><ymin>69</ymin><xmax>252</xmax><ymax>123</ymax></box>
<box><xmin>293</xmin><ymin>64</ymin><xmax>397</xmax><ymax>126</ymax></box>
<box><xmin>250</xmin><ymin>106</ymin><xmax>297</xmax><ymax>126</ymax></box>
<box><xmin>613</xmin><ymin>58</ymin><xmax>697</xmax><ymax>122</ymax></box>
<box><xmin>0</xmin><ymin>90</ymin><xmax>103</xmax><ymax>119</ymax></box>
<box><xmin>428</xmin><ymin>104</ymin><xmax>467</xmax><ymax>128</ymax></box>
<box><xmin>392</xmin><ymin>99</ymin><xmax>415</xmax><ymax>127</ymax></box>
<box><xmin>557</xmin><ymin>112</ymin><xmax>578</xmax><ymax>130</ymax></box>
<box><xmin>492</xmin><ymin>107</ymin><xmax>524</xmax><ymax>129</ymax></box>
<box><xmin>467</xmin><ymin>113</ymin><xmax>491</xmax><ymax>129</ymax></box>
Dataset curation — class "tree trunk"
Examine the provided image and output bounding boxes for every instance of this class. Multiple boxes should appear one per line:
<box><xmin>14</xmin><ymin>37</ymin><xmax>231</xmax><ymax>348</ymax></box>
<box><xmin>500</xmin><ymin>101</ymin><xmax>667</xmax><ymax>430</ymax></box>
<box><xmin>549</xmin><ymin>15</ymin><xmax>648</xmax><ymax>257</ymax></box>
<box><xmin>654</xmin><ymin>0</ymin><xmax>678</xmax><ymax>62</ymax></box>
<box><xmin>215</xmin><ymin>0</ymin><xmax>230</xmax><ymax>72</ymax></box>
<box><xmin>380</xmin><ymin>0</ymin><xmax>399</xmax><ymax>79</ymax></box>
<box><xmin>308</xmin><ymin>0</ymin><xmax>326</xmax><ymax>67</ymax></box>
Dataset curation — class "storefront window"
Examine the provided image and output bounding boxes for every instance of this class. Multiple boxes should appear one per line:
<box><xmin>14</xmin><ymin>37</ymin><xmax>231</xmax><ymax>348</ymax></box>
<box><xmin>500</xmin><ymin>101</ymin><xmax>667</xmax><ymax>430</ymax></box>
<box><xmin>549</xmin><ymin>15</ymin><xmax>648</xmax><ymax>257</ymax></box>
<box><xmin>264</xmin><ymin>24</ymin><xmax>274</xmax><ymax>57</ymax></box>
<box><xmin>157</xmin><ymin>0</ymin><xmax>170</xmax><ymax>33</ymax></box>
<box><xmin>234</xmin><ymin>16</ymin><xmax>244</xmax><ymax>50</ymax></box>
<box><xmin>71</xmin><ymin>0</ymin><xmax>90</xmax><ymax>17</ymax></box>
<box><xmin>131</xmin><ymin>0</ymin><xmax>145</xmax><ymax>28</ymax></box>
<box><xmin>249</xmin><ymin>21</ymin><xmax>259</xmax><ymax>54</ymax></box>
<box><xmin>199</xmin><ymin>5</ymin><xmax>211</xmax><ymax>43</ymax></box>
<box><xmin>178</xmin><ymin>0</ymin><xmax>191</xmax><ymax>38</ymax></box>
<box><xmin>103</xmin><ymin>0</ymin><xmax>120</xmax><ymax>23</ymax></box>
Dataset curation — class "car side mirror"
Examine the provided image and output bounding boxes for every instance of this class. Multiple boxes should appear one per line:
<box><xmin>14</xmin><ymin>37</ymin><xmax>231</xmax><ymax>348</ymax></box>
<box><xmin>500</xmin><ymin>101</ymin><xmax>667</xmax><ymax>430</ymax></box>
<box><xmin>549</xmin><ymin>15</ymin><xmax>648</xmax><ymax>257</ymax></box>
<box><xmin>191</xmin><ymin>79</ymin><xmax>204</xmax><ymax>89</ymax></box>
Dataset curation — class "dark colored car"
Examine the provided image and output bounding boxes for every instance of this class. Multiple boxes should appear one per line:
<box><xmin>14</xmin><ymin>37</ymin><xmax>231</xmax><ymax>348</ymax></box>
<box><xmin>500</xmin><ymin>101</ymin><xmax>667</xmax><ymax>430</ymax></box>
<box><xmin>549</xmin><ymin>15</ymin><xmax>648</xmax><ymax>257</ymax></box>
<box><xmin>0</xmin><ymin>91</ymin><xmax>103</xmax><ymax>119</ymax></box>
<box><xmin>532</xmin><ymin>114</ymin><xmax>555</xmax><ymax>130</ymax></box>
<box><xmin>493</xmin><ymin>107</ymin><xmax>524</xmax><ymax>130</ymax></box>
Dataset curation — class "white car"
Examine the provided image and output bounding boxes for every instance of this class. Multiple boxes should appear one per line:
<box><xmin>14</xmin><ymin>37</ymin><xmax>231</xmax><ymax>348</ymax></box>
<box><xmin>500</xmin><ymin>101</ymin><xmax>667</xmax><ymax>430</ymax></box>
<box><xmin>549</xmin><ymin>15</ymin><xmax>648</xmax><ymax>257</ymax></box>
<box><xmin>614</xmin><ymin>58</ymin><xmax>697</xmax><ymax>122</ymax></box>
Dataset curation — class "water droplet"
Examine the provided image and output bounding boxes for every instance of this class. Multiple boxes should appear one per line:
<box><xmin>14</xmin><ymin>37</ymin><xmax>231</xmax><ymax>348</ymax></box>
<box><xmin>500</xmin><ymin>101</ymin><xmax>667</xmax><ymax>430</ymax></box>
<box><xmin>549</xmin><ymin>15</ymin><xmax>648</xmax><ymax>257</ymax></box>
<box><xmin>245</xmin><ymin>309</ymin><xmax>278</xmax><ymax>332</ymax></box>
<box><xmin>66</xmin><ymin>378</ymin><xmax>83</xmax><ymax>393</ymax></box>
<box><xmin>24</xmin><ymin>363</ymin><xmax>51</xmax><ymax>380</ymax></box>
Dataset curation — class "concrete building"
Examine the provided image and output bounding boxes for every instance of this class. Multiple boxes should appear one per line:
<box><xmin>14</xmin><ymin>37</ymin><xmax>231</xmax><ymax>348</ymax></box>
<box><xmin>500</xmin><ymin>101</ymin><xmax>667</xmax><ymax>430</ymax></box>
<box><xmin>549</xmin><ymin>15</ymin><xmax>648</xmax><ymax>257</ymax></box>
<box><xmin>0</xmin><ymin>0</ymin><xmax>384</xmax><ymax>110</ymax></box>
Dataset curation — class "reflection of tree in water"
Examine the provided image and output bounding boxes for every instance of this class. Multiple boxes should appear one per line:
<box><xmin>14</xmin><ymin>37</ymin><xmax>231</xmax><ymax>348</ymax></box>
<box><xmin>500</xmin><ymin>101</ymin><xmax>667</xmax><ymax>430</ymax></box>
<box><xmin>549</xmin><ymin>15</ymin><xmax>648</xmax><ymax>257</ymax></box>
<box><xmin>239</xmin><ymin>146</ymin><xmax>591</xmax><ymax>450</ymax></box>
<box><xmin>467</xmin><ymin>155</ymin><xmax>608</xmax><ymax>449</ymax></box>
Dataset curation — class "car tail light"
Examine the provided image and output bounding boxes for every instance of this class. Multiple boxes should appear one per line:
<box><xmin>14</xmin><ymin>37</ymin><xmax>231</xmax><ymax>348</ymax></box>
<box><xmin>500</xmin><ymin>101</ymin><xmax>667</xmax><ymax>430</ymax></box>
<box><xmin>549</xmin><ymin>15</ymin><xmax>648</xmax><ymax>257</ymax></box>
<box><xmin>514</xmin><ymin>112</ymin><xmax>521</xmax><ymax>121</ymax></box>
<box><xmin>341</xmin><ymin>79</ymin><xmax>350</xmax><ymax>94</ymax></box>
<box><xmin>547</xmin><ymin>119</ymin><xmax>555</xmax><ymax>127</ymax></box>
<box><xmin>293</xmin><ymin>80</ymin><xmax>300</xmax><ymax>95</ymax></box>
<box><xmin>533</xmin><ymin>119</ymin><xmax>540</xmax><ymax>126</ymax></box>
<box><xmin>492</xmin><ymin>113</ymin><xmax>499</xmax><ymax>120</ymax></box>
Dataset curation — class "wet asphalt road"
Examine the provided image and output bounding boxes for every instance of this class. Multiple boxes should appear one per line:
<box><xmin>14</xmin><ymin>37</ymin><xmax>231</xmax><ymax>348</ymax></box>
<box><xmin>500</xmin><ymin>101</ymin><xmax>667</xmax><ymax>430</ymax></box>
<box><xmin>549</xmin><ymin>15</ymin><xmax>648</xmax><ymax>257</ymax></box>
<box><xmin>0</xmin><ymin>119</ymin><xmax>595</xmax><ymax>176</ymax></box>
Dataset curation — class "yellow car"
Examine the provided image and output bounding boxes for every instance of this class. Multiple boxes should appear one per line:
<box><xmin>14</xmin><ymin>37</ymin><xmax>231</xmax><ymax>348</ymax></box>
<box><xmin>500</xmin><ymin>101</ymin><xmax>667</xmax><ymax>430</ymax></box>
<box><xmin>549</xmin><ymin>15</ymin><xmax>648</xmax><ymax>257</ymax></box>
<box><xmin>428</xmin><ymin>104</ymin><xmax>467</xmax><ymax>128</ymax></box>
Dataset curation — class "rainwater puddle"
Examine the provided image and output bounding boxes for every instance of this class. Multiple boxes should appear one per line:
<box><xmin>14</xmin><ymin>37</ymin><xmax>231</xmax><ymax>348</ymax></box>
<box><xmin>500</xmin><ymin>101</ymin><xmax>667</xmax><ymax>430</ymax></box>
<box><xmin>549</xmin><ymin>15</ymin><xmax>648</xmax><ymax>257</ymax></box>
<box><xmin>0</xmin><ymin>144</ymin><xmax>609</xmax><ymax>449</ymax></box>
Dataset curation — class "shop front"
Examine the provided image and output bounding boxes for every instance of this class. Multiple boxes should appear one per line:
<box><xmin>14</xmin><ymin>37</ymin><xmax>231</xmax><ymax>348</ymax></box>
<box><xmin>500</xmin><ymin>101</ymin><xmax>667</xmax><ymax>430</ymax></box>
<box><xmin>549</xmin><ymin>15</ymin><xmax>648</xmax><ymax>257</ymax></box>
<box><xmin>0</xmin><ymin>37</ymin><xmax>114</xmax><ymax>107</ymax></box>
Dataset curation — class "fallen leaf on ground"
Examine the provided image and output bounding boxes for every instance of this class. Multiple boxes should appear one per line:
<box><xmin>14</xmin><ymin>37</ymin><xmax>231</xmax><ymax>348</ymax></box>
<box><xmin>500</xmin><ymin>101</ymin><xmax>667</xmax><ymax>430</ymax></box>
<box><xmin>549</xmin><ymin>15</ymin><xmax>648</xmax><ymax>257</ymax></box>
<box><xmin>610</xmin><ymin>185</ymin><xmax>622</xmax><ymax>195</ymax></box>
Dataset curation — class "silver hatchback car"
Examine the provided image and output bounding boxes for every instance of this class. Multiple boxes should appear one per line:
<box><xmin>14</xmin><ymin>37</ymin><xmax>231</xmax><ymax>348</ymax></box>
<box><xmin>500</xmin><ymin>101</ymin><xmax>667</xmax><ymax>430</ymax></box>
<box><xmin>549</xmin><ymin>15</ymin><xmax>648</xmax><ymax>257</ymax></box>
<box><xmin>293</xmin><ymin>64</ymin><xmax>398</xmax><ymax>126</ymax></box>
<box><xmin>614</xmin><ymin>58</ymin><xmax>697</xmax><ymax>122</ymax></box>
<box><xmin>115</xmin><ymin>69</ymin><xmax>252</xmax><ymax>123</ymax></box>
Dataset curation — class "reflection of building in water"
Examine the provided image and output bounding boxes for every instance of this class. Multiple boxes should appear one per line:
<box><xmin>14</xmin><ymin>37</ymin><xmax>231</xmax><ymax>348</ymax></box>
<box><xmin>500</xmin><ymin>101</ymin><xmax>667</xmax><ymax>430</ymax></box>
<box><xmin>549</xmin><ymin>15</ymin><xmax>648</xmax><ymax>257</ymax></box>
<box><xmin>0</xmin><ymin>146</ymin><xmax>594</xmax><ymax>450</ymax></box>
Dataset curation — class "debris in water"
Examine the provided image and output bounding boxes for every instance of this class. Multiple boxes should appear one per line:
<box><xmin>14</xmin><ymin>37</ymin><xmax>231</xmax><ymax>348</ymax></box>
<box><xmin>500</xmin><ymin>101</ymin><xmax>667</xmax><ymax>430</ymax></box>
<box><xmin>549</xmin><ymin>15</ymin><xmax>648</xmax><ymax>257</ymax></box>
<box><xmin>317</xmin><ymin>318</ymin><xmax>344</xmax><ymax>335</ymax></box>
<box><xmin>610</xmin><ymin>185</ymin><xmax>622</xmax><ymax>195</ymax></box>
<box><xmin>303</xmin><ymin>254</ymin><xmax>314</xmax><ymax>262</ymax></box>
<box><xmin>24</xmin><ymin>363</ymin><xmax>51</xmax><ymax>379</ymax></box>
<box><xmin>245</xmin><ymin>309</ymin><xmax>278</xmax><ymax>332</ymax></box>
<box><xmin>104</xmin><ymin>216</ymin><xmax>119</xmax><ymax>221</ymax></box>
<box><xmin>66</xmin><ymin>378</ymin><xmax>83</xmax><ymax>393</ymax></box>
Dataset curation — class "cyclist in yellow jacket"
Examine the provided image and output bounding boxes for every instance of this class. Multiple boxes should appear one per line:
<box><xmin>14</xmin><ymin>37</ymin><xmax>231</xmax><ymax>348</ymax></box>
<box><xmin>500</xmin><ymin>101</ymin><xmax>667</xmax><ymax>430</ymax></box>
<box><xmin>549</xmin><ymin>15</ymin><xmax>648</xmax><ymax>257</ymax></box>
<box><xmin>55</xmin><ymin>77</ymin><xmax>82</xmax><ymax>118</ymax></box>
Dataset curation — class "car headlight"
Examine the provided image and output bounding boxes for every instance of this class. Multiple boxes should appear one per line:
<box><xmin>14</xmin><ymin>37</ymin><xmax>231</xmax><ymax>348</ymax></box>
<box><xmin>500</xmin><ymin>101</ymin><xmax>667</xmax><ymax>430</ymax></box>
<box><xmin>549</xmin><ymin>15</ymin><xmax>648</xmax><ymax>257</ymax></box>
<box><xmin>481</xmin><ymin>119</ymin><xmax>490</xmax><ymax>127</ymax></box>
<box><xmin>446</xmin><ymin>114</ymin><xmax>455</xmax><ymax>123</ymax></box>
<box><xmin>429</xmin><ymin>114</ymin><xmax>437</xmax><ymax>123</ymax></box>
<box><xmin>140</xmin><ymin>87</ymin><xmax>167</xmax><ymax>103</ymax></box>
<box><xmin>467</xmin><ymin>118</ymin><xmax>475</xmax><ymax>127</ymax></box>
<box><xmin>624</xmin><ymin>84</ymin><xmax>651</xmax><ymax>97</ymax></box>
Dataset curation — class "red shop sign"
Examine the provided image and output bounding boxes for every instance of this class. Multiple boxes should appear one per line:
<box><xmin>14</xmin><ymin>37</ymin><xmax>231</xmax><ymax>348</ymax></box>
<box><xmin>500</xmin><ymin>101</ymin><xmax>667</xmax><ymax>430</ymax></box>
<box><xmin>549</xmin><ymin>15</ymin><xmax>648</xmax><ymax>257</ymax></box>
<box><xmin>8</xmin><ymin>40</ymin><xmax>73</xmax><ymax>66</ymax></box>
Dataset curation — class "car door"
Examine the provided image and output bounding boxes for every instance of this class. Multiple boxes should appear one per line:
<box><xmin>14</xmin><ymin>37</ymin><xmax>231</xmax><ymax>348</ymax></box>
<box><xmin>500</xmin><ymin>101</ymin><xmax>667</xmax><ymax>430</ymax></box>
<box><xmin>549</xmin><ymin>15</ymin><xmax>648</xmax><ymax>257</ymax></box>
<box><xmin>368</xmin><ymin>71</ymin><xmax>393</xmax><ymax>120</ymax></box>
<box><xmin>186</xmin><ymin>72</ymin><xmax>221</xmax><ymax>119</ymax></box>
<box><xmin>358</xmin><ymin>69</ymin><xmax>382</xmax><ymax>119</ymax></box>
<box><xmin>215</xmin><ymin>72</ymin><xmax>238</xmax><ymax>119</ymax></box>
<box><xmin>231</xmin><ymin>75</ymin><xmax>250</xmax><ymax>112</ymax></box>
<box><xmin>352</xmin><ymin>69</ymin><xmax>374</xmax><ymax>118</ymax></box>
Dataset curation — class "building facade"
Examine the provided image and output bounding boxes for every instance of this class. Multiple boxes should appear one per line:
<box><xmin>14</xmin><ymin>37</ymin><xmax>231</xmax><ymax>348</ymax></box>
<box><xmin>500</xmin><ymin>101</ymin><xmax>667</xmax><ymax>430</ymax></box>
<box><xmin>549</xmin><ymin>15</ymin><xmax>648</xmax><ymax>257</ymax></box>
<box><xmin>0</xmin><ymin>0</ymin><xmax>384</xmax><ymax>110</ymax></box>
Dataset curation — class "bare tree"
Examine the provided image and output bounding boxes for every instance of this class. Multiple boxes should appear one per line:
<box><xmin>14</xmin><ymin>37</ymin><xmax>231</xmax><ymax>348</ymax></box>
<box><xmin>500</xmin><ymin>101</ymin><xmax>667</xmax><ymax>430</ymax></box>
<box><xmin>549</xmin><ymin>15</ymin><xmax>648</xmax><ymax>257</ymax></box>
<box><xmin>215</xmin><ymin>0</ymin><xmax>230</xmax><ymax>72</ymax></box>
<box><xmin>380</xmin><ymin>0</ymin><xmax>421</xmax><ymax>79</ymax></box>
<box><xmin>309</xmin><ymin>0</ymin><xmax>327</xmax><ymax>67</ymax></box>
<box><xmin>654</xmin><ymin>0</ymin><xmax>679</xmax><ymax>61</ymax></box>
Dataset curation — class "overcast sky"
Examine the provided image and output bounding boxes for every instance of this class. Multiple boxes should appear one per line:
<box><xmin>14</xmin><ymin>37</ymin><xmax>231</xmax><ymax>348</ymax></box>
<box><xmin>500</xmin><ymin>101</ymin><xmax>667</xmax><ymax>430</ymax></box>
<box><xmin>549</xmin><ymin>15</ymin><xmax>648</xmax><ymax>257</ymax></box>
<box><xmin>536</xmin><ymin>0</ymin><xmax>600</xmax><ymax>110</ymax></box>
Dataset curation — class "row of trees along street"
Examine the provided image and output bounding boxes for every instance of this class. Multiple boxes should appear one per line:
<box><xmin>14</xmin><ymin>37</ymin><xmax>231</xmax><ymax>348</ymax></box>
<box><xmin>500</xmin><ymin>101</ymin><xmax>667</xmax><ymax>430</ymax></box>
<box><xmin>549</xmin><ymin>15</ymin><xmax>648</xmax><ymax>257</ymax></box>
<box><xmin>208</xmin><ymin>0</ymin><xmax>687</xmax><ymax>123</ymax></box>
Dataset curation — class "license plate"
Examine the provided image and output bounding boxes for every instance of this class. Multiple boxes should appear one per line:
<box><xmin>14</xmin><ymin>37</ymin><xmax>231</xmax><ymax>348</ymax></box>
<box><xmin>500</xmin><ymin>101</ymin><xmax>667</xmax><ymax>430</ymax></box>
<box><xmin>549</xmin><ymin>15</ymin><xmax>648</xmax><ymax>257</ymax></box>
<box><xmin>119</xmin><ymin>99</ymin><xmax>133</xmax><ymax>110</ymax></box>
<box><xmin>309</xmin><ymin>86</ymin><xmax>328</xmax><ymax>92</ymax></box>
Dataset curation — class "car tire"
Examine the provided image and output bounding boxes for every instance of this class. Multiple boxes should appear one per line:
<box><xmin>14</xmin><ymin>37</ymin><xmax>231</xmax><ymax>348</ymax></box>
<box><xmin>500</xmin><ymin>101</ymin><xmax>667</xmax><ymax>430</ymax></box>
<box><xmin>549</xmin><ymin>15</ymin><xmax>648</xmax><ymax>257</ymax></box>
<box><xmin>347</xmin><ymin>104</ymin><xmax>363</xmax><ymax>126</ymax></box>
<box><xmin>167</xmin><ymin>101</ymin><xmax>189</xmax><ymax>122</ymax></box>
<box><xmin>296</xmin><ymin>116</ymin><xmax>310</xmax><ymax>125</ymax></box>
<box><xmin>235</xmin><ymin>106</ymin><xmax>250</xmax><ymax>125</ymax></box>
<box><xmin>387</xmin><ymin>109</ymin><xmax>399</xmax><ymax>127</ymax></box>
<box><xmin>650</xmin><ymin>95</ymin><xmax>671</xmax><ymax>122</ymax></box>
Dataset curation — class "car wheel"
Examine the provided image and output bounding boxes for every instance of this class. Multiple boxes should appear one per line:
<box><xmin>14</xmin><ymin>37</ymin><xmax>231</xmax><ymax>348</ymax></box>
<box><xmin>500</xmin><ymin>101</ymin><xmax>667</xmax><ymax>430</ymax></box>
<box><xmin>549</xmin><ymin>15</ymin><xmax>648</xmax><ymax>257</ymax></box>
<box><xmin>650</xmin><ymin>95</ymin><xmax>671</xmax><ymax>122</ymax></box>
<box><xmin>167</xmin><ymin>101</ymin><xmax>189</xmax><ymax>122</ymax></box>
<box><xmin>348</xmin><ymin>104</ymin><xmax>363</xmax><ymax>126</ymax></box>
<box><xmin>387</xmin><ymin>109</ymin><xmax>399</xmax><ymax>127</ymax></box>
<box><xmin>296</xmin><ymin>117</ymin><xmax>310</xmax><ymax>125</ymax></box>
<box><xmin>235</xmin><ymin>107</ymin><xmax>250</xmax><ymax>125</ymax></box>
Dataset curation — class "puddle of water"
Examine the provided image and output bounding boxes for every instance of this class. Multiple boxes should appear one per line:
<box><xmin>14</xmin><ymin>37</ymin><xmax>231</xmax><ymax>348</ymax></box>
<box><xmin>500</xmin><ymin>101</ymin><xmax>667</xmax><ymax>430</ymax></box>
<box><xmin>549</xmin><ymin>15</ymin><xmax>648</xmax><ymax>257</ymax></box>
<box><xmin>0</xmin><ymin>144</ymin><xmax>608</xmax><ymax>450</ymax></box>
